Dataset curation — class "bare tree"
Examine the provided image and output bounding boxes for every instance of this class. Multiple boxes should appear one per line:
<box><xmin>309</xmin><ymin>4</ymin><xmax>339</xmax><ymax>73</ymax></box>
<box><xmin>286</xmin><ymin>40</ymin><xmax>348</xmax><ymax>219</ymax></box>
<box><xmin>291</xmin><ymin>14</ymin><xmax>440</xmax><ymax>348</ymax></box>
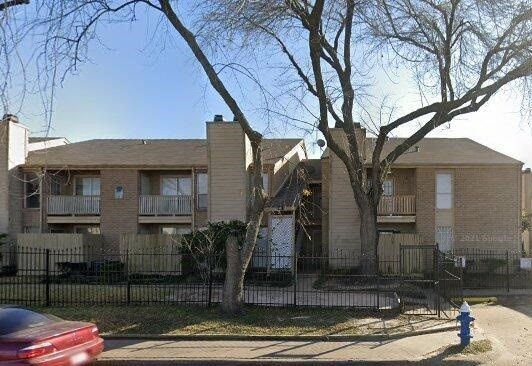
<box><xmin>198</xmin><ymin>0</ymin><xmax>531</xmax><ymax>271</ymax></box>
<box><xmin>20</xmin><ymin>0</ymin><xmax>270</xmax><ymax>314</ymax></box>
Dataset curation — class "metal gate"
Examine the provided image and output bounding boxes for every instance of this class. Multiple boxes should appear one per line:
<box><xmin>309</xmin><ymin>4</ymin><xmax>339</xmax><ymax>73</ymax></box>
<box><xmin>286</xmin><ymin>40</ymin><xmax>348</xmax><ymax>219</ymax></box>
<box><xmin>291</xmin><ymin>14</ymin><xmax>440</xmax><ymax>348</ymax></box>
<box><xmin>437</xmin><ymin>251</ymin><xmax>463</xmax><ymax>318</ymax></box>
<box><xmin>399</xmin><ymin>245</ymin><xmax>462</xmax><ymax>317</ymax></box>
<box><xmin>399</xmin><ymin>245</ymin><xmax>438</xmax><ymax>315</ymax></box>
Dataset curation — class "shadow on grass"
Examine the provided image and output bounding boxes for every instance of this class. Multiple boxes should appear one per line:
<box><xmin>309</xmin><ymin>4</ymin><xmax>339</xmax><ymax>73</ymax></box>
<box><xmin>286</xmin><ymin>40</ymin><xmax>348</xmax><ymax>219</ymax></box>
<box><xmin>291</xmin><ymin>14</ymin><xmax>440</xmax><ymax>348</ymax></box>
<box><xmin>40</xmin><ymin>305</ymin><xmax>414</xmax><ymax>337</ymax></box>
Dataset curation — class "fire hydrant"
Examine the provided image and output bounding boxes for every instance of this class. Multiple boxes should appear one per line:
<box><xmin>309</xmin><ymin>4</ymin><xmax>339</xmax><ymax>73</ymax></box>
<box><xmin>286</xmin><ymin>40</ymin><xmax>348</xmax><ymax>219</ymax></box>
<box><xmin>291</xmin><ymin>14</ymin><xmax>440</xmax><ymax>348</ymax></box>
<box><xmin>456</xmin><ymin>301</ymin><xmax>475</xmax><ymax>346</ymax></box>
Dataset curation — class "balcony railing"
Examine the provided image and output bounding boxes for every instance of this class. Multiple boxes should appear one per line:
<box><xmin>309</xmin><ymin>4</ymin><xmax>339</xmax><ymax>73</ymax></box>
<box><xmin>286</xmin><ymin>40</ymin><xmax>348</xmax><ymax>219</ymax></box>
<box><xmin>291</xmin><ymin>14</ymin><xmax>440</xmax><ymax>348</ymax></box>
<box><xmin>378</xmin><ymin>195</ymin><xmax>416</xmax><ymax>215</ymax></box>
<box><xmin>47</xmin><ymin>195</ymin><xmax>100</xmax><ymax>215</ymax></box>
<box><xmin>139</xmin><ymin>195</ymin><xmax>192</xmax><ymax>215</ymax></box>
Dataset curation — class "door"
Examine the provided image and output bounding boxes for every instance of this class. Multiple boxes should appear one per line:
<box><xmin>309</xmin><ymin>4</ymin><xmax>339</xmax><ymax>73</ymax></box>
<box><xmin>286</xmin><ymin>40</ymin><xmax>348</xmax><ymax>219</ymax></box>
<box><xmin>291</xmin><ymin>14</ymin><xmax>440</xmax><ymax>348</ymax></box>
<box><xmin>436</xmin><ymin>226</ymin><xmax>454</xmax><ymax>252</ymax></box>
<box><xmin>269</xmin><ymin>215</ymin><xmax>295</xmax><ymax>270</ymax></box>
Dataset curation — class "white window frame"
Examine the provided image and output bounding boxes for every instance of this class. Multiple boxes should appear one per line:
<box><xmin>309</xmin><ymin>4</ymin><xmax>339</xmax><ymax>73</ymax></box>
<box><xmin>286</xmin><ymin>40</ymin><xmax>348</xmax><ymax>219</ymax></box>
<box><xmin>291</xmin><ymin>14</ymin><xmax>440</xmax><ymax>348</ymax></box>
<box><xmin>160</xmin><ymin>176</ymin><xmax>192</xmax><ymax>196</ymax></box>
<box><xmin>24</xmin><ymin>172</ymin><xmax>40</xmax><ymax>209</ymax></box>
<box><xmin>382</xmin><ymin>179</ymin><xmax>394</xmax><ymax>196</ymax></box>
<box><xmin>196</xmin><ymin>172</ymin><xmax>208</xmax><ymax>210</ymax></box>
<box><xmin>436</xmin><ymin>226</ymin><xmax>454</xmax><ymax>252</ymax></box>
<box><xmin>50</xmin><ymin>179</ymin><xmax>61</xmax><ymax>196</ymax></box>
<box><xmin>436</xmin><ymin>172</ymin><xmax>453</xmax><ymax>209</ymax></box>
<box><xmin>74</xmin><ymin>176</ymin><xmax>101</xmax><ymax>196</ymax></box>
<box><xmin>160</xmin><ymin>225</ymin><xmax>191</xmax><ymax>235</ymax></box>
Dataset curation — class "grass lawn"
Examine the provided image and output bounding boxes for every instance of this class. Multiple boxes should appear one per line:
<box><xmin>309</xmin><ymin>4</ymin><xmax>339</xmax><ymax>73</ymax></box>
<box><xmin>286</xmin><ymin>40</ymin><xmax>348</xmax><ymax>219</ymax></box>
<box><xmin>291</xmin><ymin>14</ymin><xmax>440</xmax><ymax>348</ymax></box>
<box><xmin>34</xmin><ymin>305</ymin><xmax>452</xmax><ymax>337</ymax></box>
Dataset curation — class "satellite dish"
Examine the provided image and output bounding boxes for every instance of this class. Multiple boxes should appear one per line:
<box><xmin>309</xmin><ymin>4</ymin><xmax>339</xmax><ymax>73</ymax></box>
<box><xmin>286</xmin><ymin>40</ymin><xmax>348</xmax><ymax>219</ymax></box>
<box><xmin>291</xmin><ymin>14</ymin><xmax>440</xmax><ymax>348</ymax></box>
<box><xmin>317</xmin><ymin>139</ymin><xmax>326</xmax><ymax>148</ymax></box>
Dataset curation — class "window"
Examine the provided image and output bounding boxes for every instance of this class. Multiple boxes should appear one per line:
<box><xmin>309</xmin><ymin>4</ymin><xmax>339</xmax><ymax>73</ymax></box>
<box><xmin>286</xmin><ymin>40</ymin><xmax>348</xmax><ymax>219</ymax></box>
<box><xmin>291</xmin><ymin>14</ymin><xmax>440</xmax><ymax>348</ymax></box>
<box><xmin>161</xmin><ymin>177</ymin><xmax>192</xmax><ymax>196</ymax></box>
<box><xmin>75</xmin><ymin>226</ymin><xmax>100</xmax><ymax>234</ymax></box>
<box><xmin>75</xmin><ymin>177</ymin><xmax>100</xmax><ymax>196</ymax></box>
<box><xmin>436</xmin><ymin>226</ymin><xmax>453</xmax><ymax>252</ymax></box>
<box><xmin>382</xmin><ymin>179</ymin><xmax>394</xmax><ymax>196</ymax></box>
<box><xmin>24</xmin><ymin>173</ymin><xmax>40</xmax><ymax>208</ymax></box>
<box><xmin>161</xmin><ymin>225</ymin><xmax>191</xmax><ymax>235</ymax></box>
<box><xmin>50</xmin><ymin>179</ymin><xmax>61</xmax><ymax>195</ymax></box>
<box><xmin>436</xmin><ymin>173</ymin><xmax>453</xmax><ymax>209</ymax></box>
<box><xmin>197</xmin><ymin>173</ymin><xmax>208</xmax><ymax>210</ymax></box>
<box><xmin>49</xmin><ymin>228</ymin><xmax>65</xmax><ymax>234</ymax></box>
<box><xmin>262</xmin><ymin>172</ymin><xmax>269</xmax><ymax>195</ymax></box>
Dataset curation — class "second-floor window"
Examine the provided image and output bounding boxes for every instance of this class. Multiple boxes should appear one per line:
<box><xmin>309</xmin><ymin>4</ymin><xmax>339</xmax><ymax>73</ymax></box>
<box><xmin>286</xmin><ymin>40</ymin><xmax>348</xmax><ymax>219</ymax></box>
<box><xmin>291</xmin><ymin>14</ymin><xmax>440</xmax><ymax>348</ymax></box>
<box><xmin>161</xmin><ymin>177</ymin><xmax>192</xmax><ymax>196</ymax></box>
<box><xmin>50</xmin><ymin>180</ymin><xmax>61</xmax><ymax>195</ymax></box>
<box><xmin>436</xmin><ymin>173</ymin><xmax>453</xmax><ymax>209</ymax></box>
<box><xmin>24</xmin><ymin>173</ymin><xmax>40</xmax><ymax>208</ymax></box>
<box><xmin>75</xmin><ymin>177</ymin><xmax>100</xmax><ymax>196</ymax></box>
<box><xmin>197</xmin><ymin>173</ymin><xmax>208</xmax><ymax>209</ymax></box>
<box><xmin>382</xmin><ymin>179</ymin><xmax>394</xmax><ymax>196</ymax></box>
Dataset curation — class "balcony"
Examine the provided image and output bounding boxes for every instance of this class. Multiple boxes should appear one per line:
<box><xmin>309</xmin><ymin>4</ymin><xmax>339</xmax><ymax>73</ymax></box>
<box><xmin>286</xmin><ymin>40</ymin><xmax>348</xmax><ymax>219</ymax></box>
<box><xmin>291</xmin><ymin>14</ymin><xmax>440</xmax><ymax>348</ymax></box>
<box><xmin>47</xmin><ymin>195</ymin><xmax>100</xmax><ymax>215</ymax></box>
<box><xmin>139</xmin><ymin>195</ymin><xmax>192</xmax><ymax>223</ymax></box>
<box><xmin>47</xmin><ymin>196</ymin><xmax>100</xmax><ymax>224</ymax></box>
<box><xmin>377</xmin><ymin>195</ymin><xmax>416</xmax><ymax>223</ymax></box>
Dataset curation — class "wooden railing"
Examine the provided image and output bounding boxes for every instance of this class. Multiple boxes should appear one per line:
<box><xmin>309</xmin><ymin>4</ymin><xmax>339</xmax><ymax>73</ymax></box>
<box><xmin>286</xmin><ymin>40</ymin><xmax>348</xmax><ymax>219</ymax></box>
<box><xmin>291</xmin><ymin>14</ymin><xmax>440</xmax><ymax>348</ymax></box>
<box><xmin>47</xmin><ymin>195</ymin><xmax>100</xmax><ymax>215</ymax></box>
<box><xmin>377</xmin><ymin>195</ymin><xmax>416</xmax><ymax>215</ymax></box>
<box><xmin>139</xmin><ymin>195</ymin><xmax>192</xmax><ymax>215</ymax></box>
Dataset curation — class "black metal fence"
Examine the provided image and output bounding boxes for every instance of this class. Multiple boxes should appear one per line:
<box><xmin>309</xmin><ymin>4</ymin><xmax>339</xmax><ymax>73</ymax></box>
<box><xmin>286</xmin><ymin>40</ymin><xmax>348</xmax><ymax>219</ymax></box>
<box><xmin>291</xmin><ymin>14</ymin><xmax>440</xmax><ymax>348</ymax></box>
<box><xmin>0</xmin><ymin>246</ymin><xmax>452</xmax><ymax>312</ymax></box>
<box><xmin>0</xmin><ymin>245</ymin><xmax>526</xmax><ymax>317</ymax></box>
<box><xmin>452</xmin><ymin>248</ymin><xmax>532</xmax><ymax>290</ymax></box>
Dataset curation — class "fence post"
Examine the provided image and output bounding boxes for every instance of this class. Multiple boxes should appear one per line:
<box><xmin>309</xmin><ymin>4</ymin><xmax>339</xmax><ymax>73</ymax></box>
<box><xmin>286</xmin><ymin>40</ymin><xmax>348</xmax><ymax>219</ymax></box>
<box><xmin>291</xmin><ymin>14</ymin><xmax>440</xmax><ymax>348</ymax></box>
<box><xmin>376</xmin><ymin>253</ymin><xmax>380</xmax><ymax>311</ymax></box>
<box><xmin>126</xmin><ymin>249</ymin><xmax>131</xmax><ymax>306</ymax></box>
<box><xmin>293</xmin><ymin>251</ymin><xmax>298</xmax><ymax>307</ymax></box>
<box><xmin>45</xmin><ymin>249</ymin><xmax>50</xmax><ymax>307</ymax></box>
<box><xmin>434</xmin><ymin>247</ymin><xmax>440</xmax><ymax>318</ymax></box>
<box><xmin>208</xmin><ymin>265</ymin><xmax>213</xmax><ymax>307</ymax></box>
<box><xmin>506</xmin><ymin>251</ymin><xmax>510</xmax><ymax>293</ymax></box>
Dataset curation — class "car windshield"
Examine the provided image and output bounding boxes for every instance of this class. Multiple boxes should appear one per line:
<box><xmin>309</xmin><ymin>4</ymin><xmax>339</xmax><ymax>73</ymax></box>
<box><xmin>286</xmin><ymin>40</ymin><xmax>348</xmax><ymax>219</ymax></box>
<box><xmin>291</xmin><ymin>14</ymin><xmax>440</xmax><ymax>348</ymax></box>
<box><xmin>0</xmin><ymin>308</ymin><xmax>59</xmax><ymax>336</ymax></box>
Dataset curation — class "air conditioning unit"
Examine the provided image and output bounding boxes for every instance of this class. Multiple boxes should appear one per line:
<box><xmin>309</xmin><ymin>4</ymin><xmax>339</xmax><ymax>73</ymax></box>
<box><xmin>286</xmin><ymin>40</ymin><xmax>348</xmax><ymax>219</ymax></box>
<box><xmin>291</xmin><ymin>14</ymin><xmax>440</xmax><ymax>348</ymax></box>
<box><xmin>520</xmin><ymin>258</ymin><xmax>532</xmax><ymax>270</ymax></box>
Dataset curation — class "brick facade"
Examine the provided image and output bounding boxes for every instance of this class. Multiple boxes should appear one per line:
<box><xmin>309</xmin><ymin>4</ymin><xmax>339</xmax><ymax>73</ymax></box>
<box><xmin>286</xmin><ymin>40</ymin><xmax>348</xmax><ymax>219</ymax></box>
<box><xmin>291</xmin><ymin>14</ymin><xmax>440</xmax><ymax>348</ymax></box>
<box><xmin>100</xmin><ymin>169</ymin><xmax>139</xmax><ymax>251</ymax></box>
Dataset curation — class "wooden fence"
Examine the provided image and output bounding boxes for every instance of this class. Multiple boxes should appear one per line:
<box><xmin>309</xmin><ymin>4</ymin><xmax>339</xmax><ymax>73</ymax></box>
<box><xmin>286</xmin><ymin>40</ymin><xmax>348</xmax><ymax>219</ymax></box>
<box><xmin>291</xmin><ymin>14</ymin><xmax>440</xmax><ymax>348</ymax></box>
<box><xmin>120</xmin><ymin>234</ymin><xmax>182</xmax><ymax>275</ymax></box>
<box><xmin>378</xmin><ymin>233</ymin><xmax>429</xmax><ymax>275</ymax></box>
<box><xmin>16</xmin><ymin>233</ymin><xmax>103</xmax><ymax>274</ymax></box>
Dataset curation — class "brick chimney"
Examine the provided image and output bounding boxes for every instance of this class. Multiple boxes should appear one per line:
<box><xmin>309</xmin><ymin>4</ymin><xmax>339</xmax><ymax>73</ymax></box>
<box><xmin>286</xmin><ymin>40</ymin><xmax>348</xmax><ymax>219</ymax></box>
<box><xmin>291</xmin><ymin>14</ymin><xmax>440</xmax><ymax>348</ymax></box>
<box><xmin>0</xmin><ymin>115</ymin><xmax>29</xmax><ymax>235</ymax></box>
<box><xmin>206</xmin><ymin>116</ymin><xmax>251</xmax><ymax>222</ymax></box>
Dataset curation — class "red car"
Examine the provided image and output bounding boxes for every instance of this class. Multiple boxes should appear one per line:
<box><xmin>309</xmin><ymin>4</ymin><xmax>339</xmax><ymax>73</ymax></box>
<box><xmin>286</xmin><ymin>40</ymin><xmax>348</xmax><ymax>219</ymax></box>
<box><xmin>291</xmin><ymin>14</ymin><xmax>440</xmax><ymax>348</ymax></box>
<box><xmin>0</xmin><ymin>306</ymin><xmax>104</xmax><ymax>365</ymax></box>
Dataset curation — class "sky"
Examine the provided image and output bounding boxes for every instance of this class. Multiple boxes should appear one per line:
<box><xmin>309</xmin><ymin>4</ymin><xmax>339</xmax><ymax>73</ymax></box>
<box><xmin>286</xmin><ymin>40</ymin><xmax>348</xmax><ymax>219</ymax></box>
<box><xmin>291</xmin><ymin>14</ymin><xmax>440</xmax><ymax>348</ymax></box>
<box><xmin>13</xmin><ymin>7</ymin><xmax>532</xmax><ymax>169</ymax></box>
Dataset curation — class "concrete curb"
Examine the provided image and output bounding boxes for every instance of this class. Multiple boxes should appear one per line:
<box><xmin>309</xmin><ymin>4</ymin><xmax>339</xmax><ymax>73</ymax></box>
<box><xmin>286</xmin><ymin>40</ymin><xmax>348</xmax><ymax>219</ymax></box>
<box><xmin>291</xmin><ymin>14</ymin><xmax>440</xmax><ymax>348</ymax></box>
<box><xmin>102</xmin><ymin>325</ymin><xmax>458</xmax><ymax>342</ymax></box>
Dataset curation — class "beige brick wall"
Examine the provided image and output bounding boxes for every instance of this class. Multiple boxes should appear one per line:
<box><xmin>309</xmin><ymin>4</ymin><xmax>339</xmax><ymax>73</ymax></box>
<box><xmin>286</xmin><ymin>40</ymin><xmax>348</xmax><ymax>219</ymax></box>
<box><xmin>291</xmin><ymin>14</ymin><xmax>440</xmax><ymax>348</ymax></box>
<box><xmin>0</xmin><ymin>120</ymin><xmax>28</xmax><ymax>236</ymax></box>
<box><xmin>100</xmin><ymin>169</ymin><xmax>139</xmax><ymax>250</ymax></box>
<box><xmin>207</xmin><ymin>122</ymin><xmax>249</xmax><ymax>222</ymax></box>
<box><xmin>328</xmin><ymin>147</ymin><xmax>361</xmax><ymax>254</ymax></box>
<box><xmin>454</xmin><ymin>166</ymin><xmax>521</xmax><ymax>251</ymax></box>
<box><xmin>415</xmin><ymin>168</ymin><xmax>436</xmax><ymax>244</ymax></box>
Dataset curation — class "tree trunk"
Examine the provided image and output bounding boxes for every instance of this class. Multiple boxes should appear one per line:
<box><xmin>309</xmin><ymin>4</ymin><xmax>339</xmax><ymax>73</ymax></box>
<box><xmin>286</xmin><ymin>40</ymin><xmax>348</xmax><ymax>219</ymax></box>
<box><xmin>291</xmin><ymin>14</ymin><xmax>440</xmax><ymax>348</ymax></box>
<box><xmin>221</xmin><ymin>235</ymin><xmax>245</xmax><ymax>315</ymax></box>
<box><xmin>359</xmin><ymin>203</ymin><xmax>379</xmax><ymax>274</ymax></box>
<box><xmin>222</xmin><ymin>235</ymin><xmax>244</xmax><ymax>315</ymax></box>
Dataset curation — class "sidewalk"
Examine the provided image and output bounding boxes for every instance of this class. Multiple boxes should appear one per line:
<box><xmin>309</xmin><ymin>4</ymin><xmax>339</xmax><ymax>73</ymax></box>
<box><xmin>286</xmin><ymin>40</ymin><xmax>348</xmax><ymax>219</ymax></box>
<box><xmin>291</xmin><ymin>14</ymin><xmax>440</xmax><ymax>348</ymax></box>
<box><xmin>96</xmin><ymin>330</ymin><xmax>488</xmax><ymax>365</ymax></box>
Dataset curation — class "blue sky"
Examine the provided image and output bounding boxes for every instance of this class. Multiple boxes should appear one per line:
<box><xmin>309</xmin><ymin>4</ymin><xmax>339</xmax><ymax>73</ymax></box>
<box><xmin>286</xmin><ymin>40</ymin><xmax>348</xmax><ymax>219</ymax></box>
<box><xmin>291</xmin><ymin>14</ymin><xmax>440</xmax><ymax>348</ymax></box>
<box><xmin>16</xmin><ymin>9</ymin><xmax>532</xmax><ymax>168</ymax></box>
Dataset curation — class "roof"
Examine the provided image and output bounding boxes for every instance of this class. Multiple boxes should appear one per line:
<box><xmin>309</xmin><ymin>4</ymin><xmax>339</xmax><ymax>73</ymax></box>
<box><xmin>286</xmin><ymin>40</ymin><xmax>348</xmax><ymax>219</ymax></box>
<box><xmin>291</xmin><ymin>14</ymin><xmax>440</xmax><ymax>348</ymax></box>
<box><xmin>29</xmin><ymin>137</ymin><xmax>65</xmax><ymax>143</ymax></box>
<box><xmin>24</xmin><ymin>138</ymin><xmax>303</xmax><ymax>168</ymax></box>
<box><xmin>322</xmin><ymin>138</ymin><xmax>521</xmax><ymax>166</ymax></box>
<box><xmin>267</xmin><ymin>161</ymin><xmax>319</xmax><ymax>210</ymax></box>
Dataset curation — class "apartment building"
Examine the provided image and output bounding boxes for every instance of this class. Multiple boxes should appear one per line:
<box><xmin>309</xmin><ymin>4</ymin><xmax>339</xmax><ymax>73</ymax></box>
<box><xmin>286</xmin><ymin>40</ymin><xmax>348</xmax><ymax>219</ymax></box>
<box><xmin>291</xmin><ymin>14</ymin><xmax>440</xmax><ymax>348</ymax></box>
<box><xmin>323</xmin><ymin>127</ymin><xmax>523</xmax><ymax>255</ymax></box>
<box><xmin>0</xmin><ymin>115</ymin><xmax>523</xmax><ymax>258</ymax></box>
